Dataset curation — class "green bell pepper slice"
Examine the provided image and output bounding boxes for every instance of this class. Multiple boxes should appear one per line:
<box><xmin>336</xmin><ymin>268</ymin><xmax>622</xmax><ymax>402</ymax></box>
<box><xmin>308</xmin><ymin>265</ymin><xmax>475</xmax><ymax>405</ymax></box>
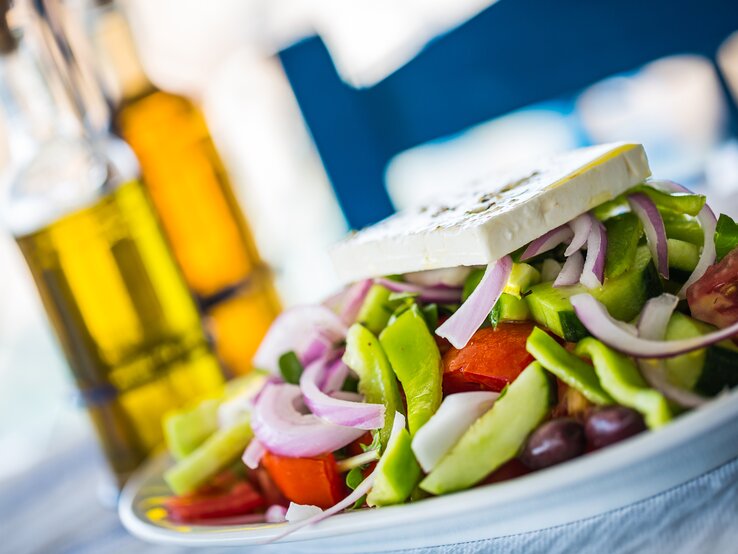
<box><xmin>356</xmin><ymin>284</ymin><xmax>396</xmax><ymax>335</ymax></box>
<box><xmin>343</xmin><ymin>324</ymin><xmax>404</xmax><ymax>449</ymax></box>
<box><xmin>379</xmin><ymin>305</ymin><xmax>443</xmax><ymax>436</ymax></box>
<box><xmin>366</xmin><ymin>415</ymin><xmax>421</xmax><ymax>506</ymax></box>
<box><xmin>575</xmin><ymin>338</ymin><xmax>672</xmax><ymax>428</ymax></box>
<box><xmin>526</xmin><ymin>327</ymin><xmax>613</xmax><ymax>405</ymax></box>
<box><xmin>629</xmin><ymin>184</ymin><xmax>706</xmax><ymax>216</ymax></box>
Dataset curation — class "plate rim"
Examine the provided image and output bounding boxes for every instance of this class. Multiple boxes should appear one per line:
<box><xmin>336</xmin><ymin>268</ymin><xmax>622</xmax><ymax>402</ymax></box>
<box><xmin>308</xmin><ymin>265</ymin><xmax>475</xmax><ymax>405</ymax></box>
<box><xmin>119</xmin><ymin>387</ymin><xmax>738</xmax><ymax>548</ymax></box>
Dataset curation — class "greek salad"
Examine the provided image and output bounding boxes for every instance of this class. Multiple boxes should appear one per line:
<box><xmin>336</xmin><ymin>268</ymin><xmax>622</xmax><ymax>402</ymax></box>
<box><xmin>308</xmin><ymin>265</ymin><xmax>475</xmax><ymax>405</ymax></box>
<box><xmin>157</xmin><ymin>157</ymin><xmax>738</xmax><ymax>538</ymax></box>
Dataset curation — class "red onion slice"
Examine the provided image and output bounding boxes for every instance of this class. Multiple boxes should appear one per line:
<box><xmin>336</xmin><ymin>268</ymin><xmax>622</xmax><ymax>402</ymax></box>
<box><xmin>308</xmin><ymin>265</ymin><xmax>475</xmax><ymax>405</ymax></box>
<box><xmin>637</xmin><ymin>294</ymin><xmax>679</xmax><ymax>340</ymax></box>
<box><xmin>579</xmin><ymin>220</ymin><xmax>608</xmax><ymax>289</ymax></box>
<box><xmin>635</xmin><ymin>294</ymin><xmax>707</xmax><ymax>408</ymax></box>
<box><xmin>339</xmin><ymin>280</ymin><xmax>373</xmax><ymax>325</ymax></box>
<box><xmin>251</xmin><ymin>383</ymin><xmax>365</xmax><ymax>457</ymax></box>
<box><xmin>374</xmin><ymin>278</ymin><xmax>462</xmax><ymax>304</ymax></box>
<box><xmin>436</xmin><ymin>256</ymin><xmax>513</xmax><ymax>349</ymax></box>
<box><xmin>565</xmin><ymin>213</ymin><xmax>594</xmax><ymax>257</ymax></box>
<box><xmin>300</xmin><ymin>359</ymin><xmax>385</xmax><ymax>430</ymax></box>
<box><xmin>242</xmin><ymin>439</ymin><xmax>266</xmax><ymax>470</ymax></box>
<box><xmin>265</xmin><ymin>505</ymin><xmax>288</xmax><ymax>523</ymax></box>
<box><xmin>554</xmin><ymin>250</ymin><xmax>584</xmax><ymax>288</ymax></box>
<box><xmin>571</xmin><ymin>293</ymin><xmax>738</xmax><ymax>358</ymax></box>
<box><xmin>269</xmin><ymin>412</ymin><xmax>408</xmax><ymax>543</ymax></box>
<box><xmin>405</xmin><ymin>267</ymin><xmax>472</xmax><ymax>288</ymax></box>
<box><xmin>320</xmin><ymin>357</ymin><xmax>350</xmax><ymax>394</ymax></box>
<box><xmin>520</xmin><ymin>225</ymin><xmax>573</xmax><ymax>261</ymax></box>
<box><xmin>411</xmin><ymin>391</ymin><xmax>498</xmax><ymax>473</ymax></box>
<box><xmin>300</xmin><ymin>334</ymin><xmax>333</xmax><ymax>368</ymax></box>
<box><xmin>628</xmin><ymin>193</ymin><xmax>669</xmax><ymax>279</ymax></box>
<box><xmin>253</xmin><ymin>306</ymin><xmax>348</xmax><ymax>374</ymax></box>
<box><xmin>648</xmin><ymin>181</ymin><xmax>717</xmax><ymax>298</ymax></box>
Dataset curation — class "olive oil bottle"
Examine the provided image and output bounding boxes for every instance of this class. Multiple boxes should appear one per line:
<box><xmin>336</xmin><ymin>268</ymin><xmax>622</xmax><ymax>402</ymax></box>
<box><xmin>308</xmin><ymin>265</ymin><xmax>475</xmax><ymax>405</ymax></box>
<box><xmin>86</xmin><ymin>1</ymin><xmax>281</xmax><ymax>375</ymax></box>
<box><xmin>2</xmin><ymin>0</ymin><xmax>224</xmax><ymax>485</ymax></box>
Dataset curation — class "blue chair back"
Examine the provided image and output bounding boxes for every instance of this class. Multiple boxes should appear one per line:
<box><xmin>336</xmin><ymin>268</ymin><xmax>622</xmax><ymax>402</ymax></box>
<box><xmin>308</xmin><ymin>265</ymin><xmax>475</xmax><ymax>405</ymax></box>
<box><xmin>280</xmin><ymin>0</ymin><xmax>738</xmax><ymax>229</ymax></box>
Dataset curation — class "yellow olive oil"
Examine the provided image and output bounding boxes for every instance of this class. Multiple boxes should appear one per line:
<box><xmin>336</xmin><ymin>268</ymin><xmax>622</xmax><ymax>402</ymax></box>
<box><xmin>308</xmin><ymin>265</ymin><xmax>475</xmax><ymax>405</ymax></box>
<box><xmin>15</xmin><ymin>178</ymin><xmax>225</xmax><ymax>483</ymax></box>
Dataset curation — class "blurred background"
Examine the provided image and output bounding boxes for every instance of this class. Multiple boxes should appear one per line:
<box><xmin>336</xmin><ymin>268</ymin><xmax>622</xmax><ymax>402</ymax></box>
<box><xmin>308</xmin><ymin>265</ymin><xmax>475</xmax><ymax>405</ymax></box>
<box><xmin>1</xmin><ymin>0</ymin><xmax>738</xmax><ymax>500</ymax></box>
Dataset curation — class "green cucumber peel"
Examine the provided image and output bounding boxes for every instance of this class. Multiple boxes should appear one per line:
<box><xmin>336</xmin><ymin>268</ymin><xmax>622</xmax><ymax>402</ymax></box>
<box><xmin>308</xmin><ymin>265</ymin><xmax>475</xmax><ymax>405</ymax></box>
<box><xmin>164</xmin><ymin>415</ymin><xmax>253</xmax><ymax>495</ymax></box>
<box><xmin>420</xmin><ymin>362</ymin><xmax>550</xmax><ymax>495</ymax></box>
<box><xmin>604</xmin><ymin>213</ymin><xmax>642</xmax><ymax>279</ymax></box>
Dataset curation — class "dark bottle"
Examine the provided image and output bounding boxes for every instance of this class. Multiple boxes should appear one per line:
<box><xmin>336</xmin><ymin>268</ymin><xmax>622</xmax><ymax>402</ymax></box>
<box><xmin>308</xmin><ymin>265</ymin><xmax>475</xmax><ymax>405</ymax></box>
<box><xmin>83</xmin><ymin>0</ymin><xmax>281</xmax><ymax>376</ymax></box>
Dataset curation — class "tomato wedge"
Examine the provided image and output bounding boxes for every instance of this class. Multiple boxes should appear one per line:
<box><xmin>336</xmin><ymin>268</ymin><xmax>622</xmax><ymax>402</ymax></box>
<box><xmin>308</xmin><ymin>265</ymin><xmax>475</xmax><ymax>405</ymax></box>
<box><xmin>687</xmin><ymin>246</ymin><xmax>738</xmax><ymax>329</ymax></box>
<box><xmin>165</xmin><ymin>471</ymin><xmax>265</xmax><ymax>523</ymax></box>
<box><xmin>261</xmin><ymin>452</ymin><xmax>346</xmax><ymax>509</ymax></box>
<box><xmin>442</xmin><ymin>323</ymin><xmax>536</xmax><ymax>394</ymax></box>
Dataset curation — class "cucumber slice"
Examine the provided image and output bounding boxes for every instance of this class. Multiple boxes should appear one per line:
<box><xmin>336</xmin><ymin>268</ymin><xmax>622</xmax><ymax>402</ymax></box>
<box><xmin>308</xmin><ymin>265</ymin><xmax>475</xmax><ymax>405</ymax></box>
<box><xmin>526</xmin><ymin>247</ymin><xmax>661</xmax><ymax>341</ymax></box>
<box><xmin>604</xmin><ymin>213</ymin><xmax>642</xmax><ymax>279</ymax></box>
<box><xmin>667</xmin><ymin>238</ymin><xmax>699</xmax><ymax>272</ymax></box>
<box><xmin>420</xmin><ymin>362</ymin><xmax>550</xmax><ymax>495</ymax></box>
<box><xmin>164</xmin><ymin>415</ymin><xmax>252</xmax><ymax>495</ymax></box>
<box><xmin>526</xmin><ymin>327</ymin><xmax>613</xmax><ymax>405</ymax></box>
<box><xmin>663</xmin><ymin>213</ymin><xmax>703</xmax><ymax>245</ymax></box>
<box><xmin>164</xmin><ymin>398</ymin><xmax>220</xmax><ymax>461</ymax></box>
<box><xmin>504</xmin><ymin>263</ymin><xmax>541</xmax><ymax>298</ymax></box>
<box><xmin>490</xmin><ymin>293</ymin><xmax>530</xmax><ymax>326</ymax></box>
<box><xmin>664</xmin><ymin>313</ymin><xmax>738</xmax><ymax>395</ymax></box>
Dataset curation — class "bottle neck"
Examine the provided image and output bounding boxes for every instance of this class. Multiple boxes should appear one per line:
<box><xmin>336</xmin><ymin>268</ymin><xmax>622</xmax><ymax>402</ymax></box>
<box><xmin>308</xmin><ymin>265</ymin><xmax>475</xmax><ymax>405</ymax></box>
<box><xmin>1</xmin><ymin>0</ymin><xmax>137</xmax><ymax>236</ymax></box>
<box><xmin>0</xmin><ymin>23</ymin><xmax>59</xmax><ymax>169</ymax></box>
<box><xmin>86</xmin><ymin>2</ymin><xmax>153</xmax><ymax>105</ymax></box>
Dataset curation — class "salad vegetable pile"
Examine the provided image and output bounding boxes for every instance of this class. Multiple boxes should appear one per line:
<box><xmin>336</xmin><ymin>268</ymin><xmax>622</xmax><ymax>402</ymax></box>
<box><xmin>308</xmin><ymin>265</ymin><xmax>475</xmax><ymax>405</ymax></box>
<box><xmin>158</xmin><ymin>178</ymin><xmax>738</xmax><ymax>537</ymax></box>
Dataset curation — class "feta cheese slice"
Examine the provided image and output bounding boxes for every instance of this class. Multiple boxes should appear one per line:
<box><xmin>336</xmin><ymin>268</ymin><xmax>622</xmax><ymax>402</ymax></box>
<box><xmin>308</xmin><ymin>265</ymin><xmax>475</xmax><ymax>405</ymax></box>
<box><xmin>330</xmin><ymin>142</ymin><xmax>650</xmax><ymax>284</ymax></box>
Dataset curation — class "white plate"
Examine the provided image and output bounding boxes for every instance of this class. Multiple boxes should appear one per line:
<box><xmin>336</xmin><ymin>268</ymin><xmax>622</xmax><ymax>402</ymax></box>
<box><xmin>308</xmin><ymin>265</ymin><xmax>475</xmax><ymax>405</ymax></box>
<box><xmin>119</xmin><ymin>390</ymin><xmax>738</xmax><ymax>552</ymax></box>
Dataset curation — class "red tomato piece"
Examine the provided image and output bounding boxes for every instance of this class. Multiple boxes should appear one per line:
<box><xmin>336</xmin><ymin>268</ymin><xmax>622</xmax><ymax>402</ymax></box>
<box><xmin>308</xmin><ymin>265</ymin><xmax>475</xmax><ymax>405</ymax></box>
<box><xmin>261</xmin><ymin>452</ymin><xmax>346</xmax><ymax>509</ymax></box>
<box><xmin>687</xmin><ymin>247</ymin><xmax>738</xmax><ymax>329</ymax></box>
<box><xmin>442</xmin><ymin>323</ymin><xmax>537</xmax><ymax>394</ymax></box>
<box><xmin>346</xmin><ymin>433</ymin><xmax>373</xmax><ymax>457</ymax></box>
<box><xmin>165</xmin><ymin>476</ymin><xmax>265</xmax><ymax>523</ymax></box>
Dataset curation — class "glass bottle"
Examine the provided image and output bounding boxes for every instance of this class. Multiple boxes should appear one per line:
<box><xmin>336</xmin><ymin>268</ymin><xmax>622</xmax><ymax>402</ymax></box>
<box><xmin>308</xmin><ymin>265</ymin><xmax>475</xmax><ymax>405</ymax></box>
<box><xmin>1</xmin><ymin>0</ymin><xmax>224</xmax><ymax>486</ymax></box>
<box><xmin>83</xmin><ymin>0</ymin><xmax>281</xmax><ymax>376</ymax></box>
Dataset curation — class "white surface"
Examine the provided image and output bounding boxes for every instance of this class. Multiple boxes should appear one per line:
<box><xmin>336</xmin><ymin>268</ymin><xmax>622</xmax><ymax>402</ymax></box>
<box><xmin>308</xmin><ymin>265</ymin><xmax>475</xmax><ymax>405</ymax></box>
<box><xmin>330</xmin><ymin>143</ymin><xmax>650</xmax><ymax>284</ymax></box>
<box><xmin>120</xmin><ymin>386</ymin><xmax>738</xmax><ymax>551</ymax></box>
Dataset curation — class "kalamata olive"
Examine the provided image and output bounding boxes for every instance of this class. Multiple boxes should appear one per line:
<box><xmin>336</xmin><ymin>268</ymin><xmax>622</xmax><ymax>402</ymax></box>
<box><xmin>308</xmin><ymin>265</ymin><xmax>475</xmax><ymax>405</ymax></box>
<box><xmin>520</xmin><ymin>418</ymin><xmax>585</xmax><ymax>470</ymax></box>
<box><xmin>585</xmin><ymin>406</ymin><xmax>646</xmax><ymax>449</ymax></box>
